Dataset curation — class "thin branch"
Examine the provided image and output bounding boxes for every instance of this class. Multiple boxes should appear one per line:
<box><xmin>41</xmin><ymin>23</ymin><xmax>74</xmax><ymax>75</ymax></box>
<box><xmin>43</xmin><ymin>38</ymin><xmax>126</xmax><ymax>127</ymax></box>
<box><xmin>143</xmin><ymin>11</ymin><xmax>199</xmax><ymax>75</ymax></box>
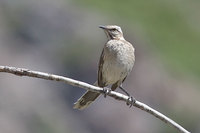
<box><xmin>0</xmin><ymin>65</ymin><xmax>190</xmax><ymax>133</ymax></box>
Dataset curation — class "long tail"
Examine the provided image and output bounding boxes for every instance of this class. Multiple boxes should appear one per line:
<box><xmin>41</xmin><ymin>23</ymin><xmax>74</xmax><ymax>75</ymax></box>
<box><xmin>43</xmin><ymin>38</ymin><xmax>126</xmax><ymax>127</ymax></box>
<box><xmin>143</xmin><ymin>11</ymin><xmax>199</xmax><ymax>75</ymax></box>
<box><xmin>73</xmin><ymin>82</ymin><xmax>100</xmax><ymax>110</ymax></box>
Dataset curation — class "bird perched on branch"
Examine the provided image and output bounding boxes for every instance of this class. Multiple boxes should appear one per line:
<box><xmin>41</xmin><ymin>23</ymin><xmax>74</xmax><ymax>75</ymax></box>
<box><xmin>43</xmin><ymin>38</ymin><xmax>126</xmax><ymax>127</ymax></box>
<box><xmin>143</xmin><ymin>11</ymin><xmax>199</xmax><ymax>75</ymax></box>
<box><xmin>74</xmin><ymin>25</ymin><xmax>135</xmax><ymax>110</ymax></box>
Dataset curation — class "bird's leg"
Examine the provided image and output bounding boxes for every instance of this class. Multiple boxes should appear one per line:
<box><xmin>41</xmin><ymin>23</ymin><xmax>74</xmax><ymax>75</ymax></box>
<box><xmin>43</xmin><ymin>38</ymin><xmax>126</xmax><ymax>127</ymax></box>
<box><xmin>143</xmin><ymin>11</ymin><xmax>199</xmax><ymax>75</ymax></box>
<box><xmin>119</xmin><ymin>84</ymin><xmax>130</xmax><ymax>96</ymax></box>
<box><xmin>119</xmin><ymin>85</ymin><xmax>136</xmax><ymax>107</ymax></box>
<box><xmin>102</xmin><ymin>87</ymin><xmax>111</xmax><ymax>98</ymax></box>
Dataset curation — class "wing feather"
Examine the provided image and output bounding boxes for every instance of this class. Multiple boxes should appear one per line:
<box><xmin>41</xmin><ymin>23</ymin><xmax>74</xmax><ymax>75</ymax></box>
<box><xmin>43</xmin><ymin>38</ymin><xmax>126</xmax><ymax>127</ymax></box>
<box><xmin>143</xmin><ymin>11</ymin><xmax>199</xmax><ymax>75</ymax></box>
<box><xmin>98</xmin><ymin>48</ymin><xmax>105</xmax><ymax>87</ymax></box>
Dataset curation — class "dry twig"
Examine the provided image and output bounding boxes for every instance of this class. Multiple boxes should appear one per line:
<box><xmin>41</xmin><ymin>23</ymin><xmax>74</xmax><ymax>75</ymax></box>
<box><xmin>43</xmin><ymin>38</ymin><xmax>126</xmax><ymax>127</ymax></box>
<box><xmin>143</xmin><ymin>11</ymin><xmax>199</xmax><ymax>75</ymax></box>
<box><xmin>0</xmin><ymin>65</ymin><xmax>190</xmax><ymax>133</ymax></box>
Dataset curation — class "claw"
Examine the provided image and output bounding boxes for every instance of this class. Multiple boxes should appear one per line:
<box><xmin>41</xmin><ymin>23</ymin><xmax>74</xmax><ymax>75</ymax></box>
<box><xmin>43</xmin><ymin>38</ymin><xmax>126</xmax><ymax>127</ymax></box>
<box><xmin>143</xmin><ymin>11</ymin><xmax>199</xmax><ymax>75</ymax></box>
<box><xmin>103</xmin><ymin>88</ymin><xmax>111</xmax><ymax>98</ymax></box>
<box><xmin>126</xmin><ymin>96</ymin><xmax>136</xmax><ymax>107</ymax></box>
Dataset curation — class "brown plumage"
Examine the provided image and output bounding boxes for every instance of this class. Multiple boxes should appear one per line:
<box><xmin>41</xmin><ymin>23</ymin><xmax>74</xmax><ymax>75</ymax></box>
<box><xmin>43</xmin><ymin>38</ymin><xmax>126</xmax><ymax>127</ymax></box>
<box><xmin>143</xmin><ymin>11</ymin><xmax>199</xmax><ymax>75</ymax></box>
<box><xmin>73</xmin><ymin>25</ymin><xmax>135</xmax><ymax>110</ymax></box>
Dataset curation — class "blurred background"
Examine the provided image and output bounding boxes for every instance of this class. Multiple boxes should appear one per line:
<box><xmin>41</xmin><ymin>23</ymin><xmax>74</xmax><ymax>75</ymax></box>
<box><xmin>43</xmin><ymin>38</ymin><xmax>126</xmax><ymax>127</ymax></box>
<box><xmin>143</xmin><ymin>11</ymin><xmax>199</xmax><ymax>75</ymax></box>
<box><xmin>0</xmin><ymin>0</ymin><xmax>199</xmax><ymax>133</ymax></box>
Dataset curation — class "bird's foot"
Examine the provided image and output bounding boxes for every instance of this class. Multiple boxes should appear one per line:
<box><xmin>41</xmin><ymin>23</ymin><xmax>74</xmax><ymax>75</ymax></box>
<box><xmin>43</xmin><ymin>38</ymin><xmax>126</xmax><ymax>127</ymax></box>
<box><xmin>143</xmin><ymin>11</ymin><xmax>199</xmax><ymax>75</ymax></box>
<box><xmin>126</xmin><ymin>96</ymin><xmax>136</xmax><ymax>108</ymax></box>
<box><xmin>103</xmin><ymin>87</ymin><xmax>111</xmax><ymax>98</ymax></box>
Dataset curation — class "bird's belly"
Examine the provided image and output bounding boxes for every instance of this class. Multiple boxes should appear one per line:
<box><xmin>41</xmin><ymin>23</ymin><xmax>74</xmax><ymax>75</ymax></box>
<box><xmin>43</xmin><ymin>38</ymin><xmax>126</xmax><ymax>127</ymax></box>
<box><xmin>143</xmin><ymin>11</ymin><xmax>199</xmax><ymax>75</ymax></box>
<box><xmin>102</xmin><ymin>57</ymin><xmax>132</xmax><ymax>85</ymax></box>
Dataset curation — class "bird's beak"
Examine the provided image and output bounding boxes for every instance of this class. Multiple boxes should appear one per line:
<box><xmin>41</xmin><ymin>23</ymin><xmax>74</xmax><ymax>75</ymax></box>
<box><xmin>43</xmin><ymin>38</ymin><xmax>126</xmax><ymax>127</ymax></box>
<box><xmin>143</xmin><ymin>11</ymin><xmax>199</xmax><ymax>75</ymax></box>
<box><xmin>99</xmin><ymin>25</ymin><xmax>107</xmax><ymax>29</ymax></box>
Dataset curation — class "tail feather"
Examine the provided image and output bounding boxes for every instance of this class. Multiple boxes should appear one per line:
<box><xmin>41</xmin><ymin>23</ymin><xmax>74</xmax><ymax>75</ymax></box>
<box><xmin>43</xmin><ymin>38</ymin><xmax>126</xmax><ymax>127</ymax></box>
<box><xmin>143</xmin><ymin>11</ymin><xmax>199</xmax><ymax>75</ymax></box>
<box><xmin>73</xmin><ymin>91</ymin><xmax>100</xmax><ymax>110</ymax></box>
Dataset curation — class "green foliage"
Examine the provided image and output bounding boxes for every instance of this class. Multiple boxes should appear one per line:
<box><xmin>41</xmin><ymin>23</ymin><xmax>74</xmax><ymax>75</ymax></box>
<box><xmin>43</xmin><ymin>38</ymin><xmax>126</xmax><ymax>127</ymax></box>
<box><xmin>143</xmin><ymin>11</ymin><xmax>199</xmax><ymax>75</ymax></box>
<box><xmin>75</xmin><ymin>0</ymin><xmax>200</xmax><ymax>78</ymax></box>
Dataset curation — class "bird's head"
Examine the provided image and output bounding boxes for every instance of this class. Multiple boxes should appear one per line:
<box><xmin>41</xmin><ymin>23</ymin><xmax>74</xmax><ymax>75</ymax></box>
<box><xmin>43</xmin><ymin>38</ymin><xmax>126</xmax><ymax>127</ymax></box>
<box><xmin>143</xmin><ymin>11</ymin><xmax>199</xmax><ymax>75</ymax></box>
<box><xmin>99</xmin><ymin>25</ymin><xmax>124</xmax><ymax>40</ymax></box>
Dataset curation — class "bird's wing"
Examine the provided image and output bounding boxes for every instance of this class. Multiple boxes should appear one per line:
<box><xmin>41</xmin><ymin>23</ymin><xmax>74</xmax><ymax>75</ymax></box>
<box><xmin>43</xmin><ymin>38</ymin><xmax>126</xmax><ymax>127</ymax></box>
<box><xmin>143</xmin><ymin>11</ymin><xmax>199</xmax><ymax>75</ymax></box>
<box><xmin>98</xmin><ymin>48</ymin><xmax>105</xmax><ymax>87</ymax></box>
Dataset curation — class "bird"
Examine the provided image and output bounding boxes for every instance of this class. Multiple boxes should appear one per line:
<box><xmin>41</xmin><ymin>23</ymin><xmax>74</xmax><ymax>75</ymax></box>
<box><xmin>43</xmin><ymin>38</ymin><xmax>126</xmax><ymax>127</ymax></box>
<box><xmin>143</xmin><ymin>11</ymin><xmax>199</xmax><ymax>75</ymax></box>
<box><xmin>73</xmin><ymin>25</ymin><xmax>135</xmax><ymax>110</ymax></box>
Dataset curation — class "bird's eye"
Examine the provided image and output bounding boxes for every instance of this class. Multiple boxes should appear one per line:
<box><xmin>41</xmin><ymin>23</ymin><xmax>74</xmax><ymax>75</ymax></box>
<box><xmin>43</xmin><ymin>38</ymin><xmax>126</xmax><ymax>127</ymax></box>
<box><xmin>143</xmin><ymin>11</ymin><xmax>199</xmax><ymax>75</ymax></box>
<box><xmin>110</xmin><ymin>28</ymin><xmax>117</xmax><ymax>31</ymax></box>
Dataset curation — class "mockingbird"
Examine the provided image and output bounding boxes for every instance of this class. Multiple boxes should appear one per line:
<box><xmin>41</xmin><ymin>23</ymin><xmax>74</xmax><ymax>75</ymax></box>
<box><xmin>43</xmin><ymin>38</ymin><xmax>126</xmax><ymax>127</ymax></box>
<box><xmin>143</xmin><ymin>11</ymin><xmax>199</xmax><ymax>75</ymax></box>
<box><xmin>74</xmin><ymin>25</ymin><xmax>135</xmax><ymax>110</ymax></box>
